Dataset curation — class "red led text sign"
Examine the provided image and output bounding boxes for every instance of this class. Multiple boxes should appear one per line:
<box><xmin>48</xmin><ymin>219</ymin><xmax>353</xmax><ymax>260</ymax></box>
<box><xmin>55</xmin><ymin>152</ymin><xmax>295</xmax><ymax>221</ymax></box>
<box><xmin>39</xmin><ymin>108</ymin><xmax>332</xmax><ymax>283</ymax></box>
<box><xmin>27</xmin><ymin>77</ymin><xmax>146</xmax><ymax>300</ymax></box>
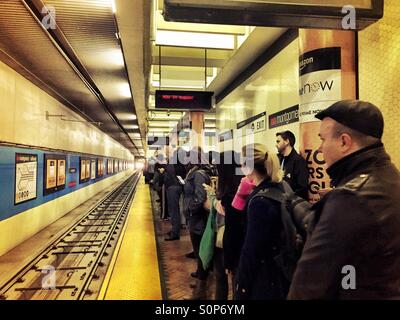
<box><xmin>155</xmin><ymin>90</ymin><xmax>213</xmax><ymax>110</ymax></box>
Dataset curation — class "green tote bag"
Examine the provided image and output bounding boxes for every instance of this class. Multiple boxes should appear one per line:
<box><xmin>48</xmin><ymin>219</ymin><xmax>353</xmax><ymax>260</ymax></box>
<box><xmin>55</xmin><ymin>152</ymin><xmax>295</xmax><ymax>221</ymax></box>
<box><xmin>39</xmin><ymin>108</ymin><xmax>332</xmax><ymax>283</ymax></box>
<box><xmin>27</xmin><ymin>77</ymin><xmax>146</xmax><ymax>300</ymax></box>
<box><xmin>199</xmin><ymin>197</ymin><xmax>217</xmax><ymax>270</ymax></box>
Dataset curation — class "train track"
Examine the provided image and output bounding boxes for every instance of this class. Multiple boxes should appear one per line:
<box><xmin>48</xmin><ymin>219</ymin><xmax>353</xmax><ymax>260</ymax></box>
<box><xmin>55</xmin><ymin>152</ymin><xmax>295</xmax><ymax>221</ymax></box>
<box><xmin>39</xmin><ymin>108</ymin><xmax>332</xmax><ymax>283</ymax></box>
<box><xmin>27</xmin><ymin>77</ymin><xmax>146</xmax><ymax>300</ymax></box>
<box><xmin>0</xmin><ymin>172</ymin><xmax>141</xmax><ymax>300</ymax></box>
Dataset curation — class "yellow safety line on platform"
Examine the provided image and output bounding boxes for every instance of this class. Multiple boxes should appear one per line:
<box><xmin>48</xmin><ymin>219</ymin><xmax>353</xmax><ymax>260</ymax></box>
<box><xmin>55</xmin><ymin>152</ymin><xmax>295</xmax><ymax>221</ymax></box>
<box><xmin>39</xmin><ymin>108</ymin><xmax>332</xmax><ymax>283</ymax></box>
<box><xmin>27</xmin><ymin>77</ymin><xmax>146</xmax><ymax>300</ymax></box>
<box><xmin>98</xmin><ymin>178</ymin><xmax>162</xmax><ymax>300</ymax></box>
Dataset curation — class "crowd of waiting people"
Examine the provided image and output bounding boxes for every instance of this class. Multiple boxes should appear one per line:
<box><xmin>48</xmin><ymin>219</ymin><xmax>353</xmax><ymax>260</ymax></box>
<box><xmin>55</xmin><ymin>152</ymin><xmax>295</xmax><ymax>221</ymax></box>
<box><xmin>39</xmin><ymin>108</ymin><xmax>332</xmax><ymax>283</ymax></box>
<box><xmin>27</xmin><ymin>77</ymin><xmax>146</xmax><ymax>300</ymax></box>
<box><xmin>144</xmin><ymin>100</ymin><xmax>400</xmax><ymax>300</ymax></box>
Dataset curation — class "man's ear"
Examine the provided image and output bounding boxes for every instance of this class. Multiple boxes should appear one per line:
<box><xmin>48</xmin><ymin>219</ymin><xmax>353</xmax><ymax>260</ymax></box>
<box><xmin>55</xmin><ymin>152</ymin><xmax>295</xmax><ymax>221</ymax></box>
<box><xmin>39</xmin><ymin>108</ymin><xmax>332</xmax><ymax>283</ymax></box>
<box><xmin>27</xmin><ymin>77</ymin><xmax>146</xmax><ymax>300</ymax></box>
<box><xmin>340</xmin><ymin>133</ymin><xmax>353</xmax><ymax>151</ymax></box>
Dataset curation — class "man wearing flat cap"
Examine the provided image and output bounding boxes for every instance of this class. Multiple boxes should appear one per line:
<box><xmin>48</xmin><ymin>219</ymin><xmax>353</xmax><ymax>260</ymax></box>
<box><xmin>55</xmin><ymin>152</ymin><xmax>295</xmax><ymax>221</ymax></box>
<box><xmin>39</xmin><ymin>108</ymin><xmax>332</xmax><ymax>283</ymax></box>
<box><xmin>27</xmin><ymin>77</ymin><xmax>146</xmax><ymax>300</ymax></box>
<box><xmin>288</xmin><ymin>100</ymin><xmax>400</xmax><ymax>299</ymax></box>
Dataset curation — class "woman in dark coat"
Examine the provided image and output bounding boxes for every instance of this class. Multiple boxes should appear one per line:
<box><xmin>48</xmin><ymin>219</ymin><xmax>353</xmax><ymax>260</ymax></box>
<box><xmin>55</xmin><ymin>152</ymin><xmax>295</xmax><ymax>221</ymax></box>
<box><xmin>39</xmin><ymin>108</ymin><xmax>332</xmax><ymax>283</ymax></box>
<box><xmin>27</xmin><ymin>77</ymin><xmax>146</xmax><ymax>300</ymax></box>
<box><xmin>183</xmin><ymin>147</ymin><xmax>213</xmax><ymax>299</ymax></box>
<box><xmin>215</xmin><ymin>151</ymin><xmax>245</xmax><ymax>297</ymax></box>
<box><xmin>235</xmin><ymin>143</ymin><xmax>289</xmax><ymax>300</ymax></box>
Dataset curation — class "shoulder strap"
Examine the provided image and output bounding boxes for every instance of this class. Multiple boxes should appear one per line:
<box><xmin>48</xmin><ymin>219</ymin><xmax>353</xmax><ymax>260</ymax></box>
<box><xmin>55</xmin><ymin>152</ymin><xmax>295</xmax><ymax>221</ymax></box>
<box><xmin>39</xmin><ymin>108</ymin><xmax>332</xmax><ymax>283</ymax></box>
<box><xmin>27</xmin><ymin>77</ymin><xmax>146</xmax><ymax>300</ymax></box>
<box><xmin>250</xmin><ymin>185</ymin><xmax>284</xmax><ymax>206</ymax></box>
<box><xmin>281</xmin><ymin>180</ymin><xmax>294</xmax><ymax>195</ymax></box>
<box><xmin>196</xmin><ymin>169</ymin><xmax>211</xmax><ymax>184</ymax></box>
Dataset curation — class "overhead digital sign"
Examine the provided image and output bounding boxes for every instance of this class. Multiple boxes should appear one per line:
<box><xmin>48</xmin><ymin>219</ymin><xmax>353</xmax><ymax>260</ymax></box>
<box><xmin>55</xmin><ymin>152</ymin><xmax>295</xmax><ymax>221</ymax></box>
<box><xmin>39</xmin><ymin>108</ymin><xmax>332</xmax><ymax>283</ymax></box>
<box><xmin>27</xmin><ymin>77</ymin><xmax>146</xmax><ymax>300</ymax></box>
<box><xmin>163</xmin><ymin>0</ymin><xmax>383</xmax><ymax>30</ymax></box>
<box><xmin>155</xmin><ymin>90</ymin><xmax>214</xmax><ymax>110</ymax></box>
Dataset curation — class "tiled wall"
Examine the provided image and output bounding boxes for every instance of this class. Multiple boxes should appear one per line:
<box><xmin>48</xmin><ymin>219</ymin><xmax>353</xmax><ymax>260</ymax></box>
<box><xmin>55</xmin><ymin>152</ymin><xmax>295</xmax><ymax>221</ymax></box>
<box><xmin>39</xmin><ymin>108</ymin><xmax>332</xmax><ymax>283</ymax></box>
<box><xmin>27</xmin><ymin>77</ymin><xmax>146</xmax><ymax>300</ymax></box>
<box><xmin>359</xmin><ymin>0</ymin><xmax>400</xmax><ymax>167</ymax></box>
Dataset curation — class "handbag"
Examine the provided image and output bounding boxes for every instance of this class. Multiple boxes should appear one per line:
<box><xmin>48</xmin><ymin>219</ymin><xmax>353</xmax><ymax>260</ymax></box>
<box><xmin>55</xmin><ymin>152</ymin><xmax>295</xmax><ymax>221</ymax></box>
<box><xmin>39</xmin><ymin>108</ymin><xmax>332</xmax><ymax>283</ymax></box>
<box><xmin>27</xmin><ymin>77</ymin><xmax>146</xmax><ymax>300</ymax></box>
<box><xmin>199</xmin><ymin>197</ymin><xmax>216</xmax><ymax>270</ymax></box>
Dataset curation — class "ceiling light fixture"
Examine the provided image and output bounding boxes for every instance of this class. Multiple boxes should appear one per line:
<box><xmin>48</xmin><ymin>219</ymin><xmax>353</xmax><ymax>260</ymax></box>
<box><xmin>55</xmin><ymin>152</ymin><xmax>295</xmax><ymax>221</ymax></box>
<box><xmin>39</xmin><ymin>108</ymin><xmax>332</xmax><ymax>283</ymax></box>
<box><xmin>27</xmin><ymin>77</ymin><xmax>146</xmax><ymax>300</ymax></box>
<box><xmin>155</xmin><ymin>30</ymin><xmax>235</xmax><ymax>50</ymax></box>
<box><xmin>116</xmin><ymin>113</ymin><xmax>137</xmax><ymax>121</ymax></box>
<box><xmin>118</xmin><ymin>83</ymin><xmax>132</xmax><ymax>98</ymax></box>
<box><xmin>125</xmin><ymin>124</ymin><xmax>139</xmax><ymax>129</ymax></box>
<box><xmin>111</xmin><ymin>0</ymin><xmax>116</xmax><ymax>13</ymax></box>
<box><xmin>151</xmin><ymin>81</ymin><xmax>205</xmax><ymax>90</ymax></box>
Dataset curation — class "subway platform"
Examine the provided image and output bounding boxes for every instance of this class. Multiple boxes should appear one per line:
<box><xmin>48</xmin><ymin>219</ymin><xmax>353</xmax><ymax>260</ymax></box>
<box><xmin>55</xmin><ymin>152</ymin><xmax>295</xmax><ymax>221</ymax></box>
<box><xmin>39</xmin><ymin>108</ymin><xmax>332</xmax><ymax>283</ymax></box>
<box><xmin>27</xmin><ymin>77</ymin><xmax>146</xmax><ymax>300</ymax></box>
<box><xmin>0</xmin><ymin>174</ymin><xmax>229</xmax><ymax>300</ymax></box>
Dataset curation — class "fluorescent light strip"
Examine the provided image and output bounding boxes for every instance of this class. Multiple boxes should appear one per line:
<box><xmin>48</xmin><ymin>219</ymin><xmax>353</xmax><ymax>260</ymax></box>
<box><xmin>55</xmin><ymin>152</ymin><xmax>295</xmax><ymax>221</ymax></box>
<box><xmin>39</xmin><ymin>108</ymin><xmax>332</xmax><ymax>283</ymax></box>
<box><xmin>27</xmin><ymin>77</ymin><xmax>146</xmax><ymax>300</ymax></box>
<box><xmin>151</xmin><ymin>81</ymin><xmax>205</xmax><ymax>90</ymax></box>
<box><xmin>155</xmin><ymin>30</ymin><xmax>235</xmax><ymax>50</ymax></box>
<box><xmin>111</xmin><ymin>0</ymin><xmax>116</xmax><ymax>13</ymax></box>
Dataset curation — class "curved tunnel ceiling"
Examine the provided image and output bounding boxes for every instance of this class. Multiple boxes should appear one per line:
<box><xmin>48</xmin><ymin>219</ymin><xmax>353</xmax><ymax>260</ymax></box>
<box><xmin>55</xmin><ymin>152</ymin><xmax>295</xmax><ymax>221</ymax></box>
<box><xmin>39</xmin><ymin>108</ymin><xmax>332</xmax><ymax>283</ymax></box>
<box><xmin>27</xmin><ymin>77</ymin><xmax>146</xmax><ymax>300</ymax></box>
<box><xmin>0</xmin><ymin>0</ymin><xmax>142</xmax><ymax>157</ymax></box>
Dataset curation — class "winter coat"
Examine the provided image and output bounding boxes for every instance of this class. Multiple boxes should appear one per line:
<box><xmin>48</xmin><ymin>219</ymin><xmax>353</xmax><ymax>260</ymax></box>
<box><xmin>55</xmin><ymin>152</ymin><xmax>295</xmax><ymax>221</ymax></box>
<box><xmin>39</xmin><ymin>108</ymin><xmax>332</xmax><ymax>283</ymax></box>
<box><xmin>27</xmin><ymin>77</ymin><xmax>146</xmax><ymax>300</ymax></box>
<box><xmin>278</xmin><ymin>149</ymin><xmax>309</xmax><ymax>200</ymax></box>
<box><xmin>235</xmin><ymin>179</ymin><xmax>289</xmax><ymax>300</ymax></box>
<box><xmin>222</xmin><ymin>193</ymin><xmax>246</xmax><ymax>272</ymax></box>
<box><xmin>183</xmin><ymin>166</ymin><xmax>211</xmax><ymax>235</ymax></box>
<box><xmin>288</xmin><ymin>143</ymin><xmax>400</xmax><ymax>299</ymax></box>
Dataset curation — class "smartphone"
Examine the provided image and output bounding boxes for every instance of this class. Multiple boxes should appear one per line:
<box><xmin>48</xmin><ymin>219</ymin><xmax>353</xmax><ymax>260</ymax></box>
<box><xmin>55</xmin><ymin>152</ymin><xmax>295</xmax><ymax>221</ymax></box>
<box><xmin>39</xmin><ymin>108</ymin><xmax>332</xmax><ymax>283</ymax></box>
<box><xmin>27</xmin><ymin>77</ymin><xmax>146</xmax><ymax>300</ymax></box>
<box><xmin>177</xmin><ymin>175</ymin><xmax>185</xmax><ymax>185</ymax></box>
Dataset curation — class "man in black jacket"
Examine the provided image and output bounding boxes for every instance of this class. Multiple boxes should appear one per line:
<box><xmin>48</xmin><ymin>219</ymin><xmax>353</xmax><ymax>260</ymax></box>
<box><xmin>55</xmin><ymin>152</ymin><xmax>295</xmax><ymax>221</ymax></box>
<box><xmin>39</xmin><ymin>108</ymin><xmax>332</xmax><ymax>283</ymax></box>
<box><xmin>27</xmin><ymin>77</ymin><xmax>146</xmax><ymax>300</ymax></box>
<box><xmin>288</xmin><ymin>100</ymin><xmax>400</xmax><ymax>299</ymax></box>
<box><xmin>276</xmin><ymin>130</ymin><xmax>309</xmax><ymax>200</ymax></box>
<box><xmin>164</xmin><ymin>148</ymin><xmax>187</xmax><ymax>241</ymax></box>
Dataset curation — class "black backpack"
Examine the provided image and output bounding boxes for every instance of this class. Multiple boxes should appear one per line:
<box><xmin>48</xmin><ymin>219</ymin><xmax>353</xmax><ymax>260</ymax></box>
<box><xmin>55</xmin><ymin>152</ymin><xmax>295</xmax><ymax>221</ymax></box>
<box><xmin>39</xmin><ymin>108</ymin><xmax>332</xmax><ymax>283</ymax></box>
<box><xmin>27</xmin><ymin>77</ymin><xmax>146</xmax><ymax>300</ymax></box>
<box><xmin>249</xmin><ymin>180</ymin><xmax>312</xmax><ymax>282</ymax></box>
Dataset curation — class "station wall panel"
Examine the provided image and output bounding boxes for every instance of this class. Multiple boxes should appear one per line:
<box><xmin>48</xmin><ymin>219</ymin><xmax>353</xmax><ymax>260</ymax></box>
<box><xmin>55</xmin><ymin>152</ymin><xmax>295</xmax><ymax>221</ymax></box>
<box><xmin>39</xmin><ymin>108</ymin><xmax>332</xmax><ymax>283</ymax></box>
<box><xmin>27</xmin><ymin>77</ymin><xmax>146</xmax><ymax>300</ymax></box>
<box><xmin>0</xmin><ymin>145</ymin><xmax>133</xmax><ymax>222</ymax></box>
<box><xmin>217</xmin><ymin>39</ymin><xmax>300</xmax><ymax>155</ymax></box>
<box><xmin>359</xmin><ymin>0</ymin><xmax>400</xmax><ymax>167</ymax></box>
<box><xmin>0</xmin><ymin>60</ymin><xmax>133</xmax><ymax>161</ymax></box>
<box><xmin>0</xmin><ymin>145</ymin><xmax>133</xmax><ymax>256</ymax></box>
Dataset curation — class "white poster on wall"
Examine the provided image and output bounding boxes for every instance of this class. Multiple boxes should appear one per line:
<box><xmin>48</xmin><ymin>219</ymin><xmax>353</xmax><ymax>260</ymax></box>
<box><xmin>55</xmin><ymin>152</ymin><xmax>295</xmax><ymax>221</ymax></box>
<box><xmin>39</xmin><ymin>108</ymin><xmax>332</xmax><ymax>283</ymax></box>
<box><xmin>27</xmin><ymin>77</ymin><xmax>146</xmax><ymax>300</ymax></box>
<box><xmin>15</xmin><ymin>154</ymin><xmax>37</xmax><ymax>204</ymax></box>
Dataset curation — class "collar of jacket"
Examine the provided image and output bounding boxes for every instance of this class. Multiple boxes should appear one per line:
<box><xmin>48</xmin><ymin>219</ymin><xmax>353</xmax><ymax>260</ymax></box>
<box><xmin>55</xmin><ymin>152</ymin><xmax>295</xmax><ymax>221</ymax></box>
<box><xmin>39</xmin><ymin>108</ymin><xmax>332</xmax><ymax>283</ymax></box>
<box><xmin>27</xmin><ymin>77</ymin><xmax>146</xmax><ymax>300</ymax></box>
<box><xmin>250</xmin><ymin>177</ymin><xmax>280</xmax><ymax>197</ymax></box>
<box><xmin>279</xmin><ymin>148</ymin><xmax>297</xmax><ymax>161</ymax></box>
<box><xmin>186</xmin><ymin>165</ymin><xmax>199</xmax><ymax>180</ymax></box>
<box><xmin>326</xmin><ymin>141</ymin><xmax>388</xmax><ymax>187</ymax></box>
<box><xmin>186</xmin><ymin>164</ymin><xmax>210</xmax><ymax>179</ymax></box>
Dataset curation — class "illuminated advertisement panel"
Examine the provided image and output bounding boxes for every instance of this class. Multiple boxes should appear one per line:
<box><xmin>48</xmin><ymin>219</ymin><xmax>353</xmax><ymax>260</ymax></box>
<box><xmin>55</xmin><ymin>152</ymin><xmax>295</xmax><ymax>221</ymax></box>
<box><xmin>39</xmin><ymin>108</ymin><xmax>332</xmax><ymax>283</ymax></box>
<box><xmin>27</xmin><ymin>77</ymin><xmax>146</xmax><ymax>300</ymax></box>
<box><xmin>44</xmin><ymin>154</ymin><xmax>66</xmax><ymax>195</ymax></box>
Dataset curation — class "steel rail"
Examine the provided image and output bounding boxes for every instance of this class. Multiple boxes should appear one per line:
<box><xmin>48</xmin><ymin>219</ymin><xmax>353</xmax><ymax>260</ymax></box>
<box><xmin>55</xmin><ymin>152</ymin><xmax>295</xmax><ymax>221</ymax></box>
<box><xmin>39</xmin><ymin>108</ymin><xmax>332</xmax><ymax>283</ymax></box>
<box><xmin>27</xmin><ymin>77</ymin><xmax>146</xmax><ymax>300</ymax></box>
<box><xmin>0</xmin><ymin>172</ymin><xmax>141</xmax><ymax>300</ymax></box>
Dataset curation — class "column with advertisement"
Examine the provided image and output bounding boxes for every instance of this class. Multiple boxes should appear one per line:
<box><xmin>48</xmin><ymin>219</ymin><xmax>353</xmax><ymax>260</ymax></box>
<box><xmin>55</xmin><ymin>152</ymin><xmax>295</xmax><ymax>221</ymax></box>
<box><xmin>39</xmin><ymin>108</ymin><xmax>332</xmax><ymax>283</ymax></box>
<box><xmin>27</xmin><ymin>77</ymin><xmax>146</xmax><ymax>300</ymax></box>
<box><xmin>299</xmin><ymin>29</ymin><xmax>356</xmax><ymax>202</ymax></box>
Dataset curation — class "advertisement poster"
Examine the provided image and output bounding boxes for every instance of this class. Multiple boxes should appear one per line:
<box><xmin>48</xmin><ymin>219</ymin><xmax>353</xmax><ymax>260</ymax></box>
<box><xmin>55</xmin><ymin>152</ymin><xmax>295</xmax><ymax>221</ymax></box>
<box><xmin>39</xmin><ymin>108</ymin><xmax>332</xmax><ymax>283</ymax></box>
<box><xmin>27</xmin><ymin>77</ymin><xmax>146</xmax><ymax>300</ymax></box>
<box><xmin>44</xmin><ymin>154</ymin><xmax>67</xmax><ymax>195</ymax></box>
<box><xmin>46</xmin><ymin>159</ymin><xmax>57</xmax><ymax>189</ymax></box>
<box><xmin>299</xmin><ymin>47</ymin><xmax>342</xmax><ymax>202</ymax></box>
<box><xmin>57</xmin><ymin>159</ymin><xmax>66</xmax><ymax>186</ymax></box>
<box><xmin>80</xmin><ymin>158</ymin><xmax>86</xmax><ymax>181</ymax></box>
<box><xmin>80</xmin><ymin>158</ymin><xmax>91</xmax><ymax>183</ymax></box>
<box><xmin>90</xmin><ymin>159</ymin><xmax>96</xmax><ymax>180</ymax></box>
<box><xmin>98</xmin><ymin>159</ymin><xmax>103</xmax><ymax>177</ymax></box>
<box><xmin>15</xmin><ymin>153</ymin><xmax>37</xmax><ymax>205</ymax></box>
<box><xmin>107</xmin><ymin>159</ymin><xmax>113</xmax><ymax>175</ymax></box>
<box><xmin>85</xmin><ymin>160</ymin><xmax>90</xmax><ymax>179</ymax></box>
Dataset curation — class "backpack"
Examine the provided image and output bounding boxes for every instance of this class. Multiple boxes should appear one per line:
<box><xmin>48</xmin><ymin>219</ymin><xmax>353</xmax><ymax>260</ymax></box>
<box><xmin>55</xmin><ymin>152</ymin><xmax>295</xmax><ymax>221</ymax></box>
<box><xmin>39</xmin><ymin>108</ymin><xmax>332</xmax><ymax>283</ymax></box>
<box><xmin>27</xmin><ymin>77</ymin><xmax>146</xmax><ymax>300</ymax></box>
<box><xmin>249</xmin><ymin>180</ymin><xmax>311</xmax><ymax>282</ymax></box>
